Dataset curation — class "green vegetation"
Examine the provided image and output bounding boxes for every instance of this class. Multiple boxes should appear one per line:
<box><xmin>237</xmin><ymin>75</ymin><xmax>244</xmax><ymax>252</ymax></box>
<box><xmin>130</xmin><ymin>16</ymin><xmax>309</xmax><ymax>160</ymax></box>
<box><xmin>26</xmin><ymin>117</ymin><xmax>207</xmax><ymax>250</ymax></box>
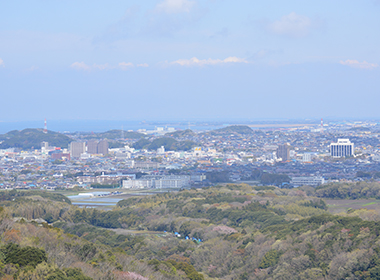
<box><xmin>0</xmin><ymin>128</ymin><xmax>72</xmax><ymax>149</ymax></box>
<box><xmin>0</xmin><ymin>189</ymin><xmax>71</xmax><ymax>204</ymax></box>
<box><xmin>260</xmin><ymin>173</ymin><xmax>290</xmax><ymax>186</ymax></box>
<box><xmin>356</xmin><ymin>171</ymin><xmax>372</xmax><ymax>178</ymax></box>
<box><xmin>165</xmin><ymin>129</ymin><xmax>196</xmax><ymax>138</ymax></box>
<box><xmin>6</xmin><ymin>183</ymin><xmax>380</xmax><ymax>279</ymax></box>
<box><xmin>1</xmin><ymin>243</ymin><xmax>47</xmax><ymax>268</ymax></box>
<box><xmin>206</xmin><ymin>171</ymin><xmax>230</xmax><ymax>183</ymax></box>
<box><xmin>149</xmin><ymin>259</ymin><xmax>204</xmax><ymax>280</ymax></box>
<box><xmin>0</xmin><ymin>242</ymin><xmax>92</xmax><ymax>279</ymax></box>
<box><xmin>210</xmin><ymin>125</ymin><xmax>253</xmax><ymax>135</ymax></box>
<box><xmin>363</xmin><ymin>202</ymin><xmax>376</xmax><ymax>206</ymax></box>
<box><xmin>107</xmin><ymin>141</ymin><xmax>125</xmax><ymax>148</ymax></box>
<box><xmin>311</xmin><ymin>181</ymin><xmax>380</xmax><ymax>199</ymax></box>
<box><xmin>259</xmin><ymin>249</ymin><xmax>281</xmax><ymax>269</ymax></box>
<box><xmin>81</xmin><ymin>129</ymin><xmax>145</xmax><ymax>140</ymax></box>
<box><xmin>0</xmin><ymin>199</ymin><xmax>184</xmax><ymax>279</ymax></box>
<box><xmin>133</xmin><ymin>137</ymin><xmax>197</xmax><ymax>151</ymax></box>
<box><xmin>248</xmin><ymin>170</ymin><xmax>291</xmax><ymax>186</ymax></box>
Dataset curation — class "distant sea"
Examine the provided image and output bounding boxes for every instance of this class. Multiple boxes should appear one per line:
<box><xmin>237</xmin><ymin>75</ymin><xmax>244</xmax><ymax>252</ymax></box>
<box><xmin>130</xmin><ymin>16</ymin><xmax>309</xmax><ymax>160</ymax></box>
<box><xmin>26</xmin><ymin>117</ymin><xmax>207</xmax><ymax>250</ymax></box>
<box><xmin>0</xmin><ymin>120</ymin><xmax>227</xmax><ymax>134</ymax></box>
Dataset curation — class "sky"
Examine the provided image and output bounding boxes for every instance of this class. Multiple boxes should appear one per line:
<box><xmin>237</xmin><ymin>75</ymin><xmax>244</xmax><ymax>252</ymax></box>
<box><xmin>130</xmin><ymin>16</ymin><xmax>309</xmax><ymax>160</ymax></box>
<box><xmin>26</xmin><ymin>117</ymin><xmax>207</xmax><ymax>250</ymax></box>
<box><xmin>0</xmin><ymin>0</ymin><xmax>379</xmax><ymax>123</ymax></box>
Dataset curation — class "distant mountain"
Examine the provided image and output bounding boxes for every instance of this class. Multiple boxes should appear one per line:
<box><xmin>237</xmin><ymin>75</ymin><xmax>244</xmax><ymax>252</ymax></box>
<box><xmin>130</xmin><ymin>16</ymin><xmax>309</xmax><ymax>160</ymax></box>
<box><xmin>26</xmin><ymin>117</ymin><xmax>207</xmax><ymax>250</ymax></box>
<box><xmin>0</xmin><ymin>128</ymin><xmax>73</xmax><ymax>149</ymax></box>
<box><xmin>165</xmin><ymin>129</ymin><xmax>196</xmax><ymax>138</ymax></box>
<box><xmin>210</xmin><ymin>125</ymin><xmax>253</xmax><ymax>135</ymax></box>
<box><xmin>82</xmin><ymin>130</ymin><xmax>145</xmax><ymax>140</ymax></box>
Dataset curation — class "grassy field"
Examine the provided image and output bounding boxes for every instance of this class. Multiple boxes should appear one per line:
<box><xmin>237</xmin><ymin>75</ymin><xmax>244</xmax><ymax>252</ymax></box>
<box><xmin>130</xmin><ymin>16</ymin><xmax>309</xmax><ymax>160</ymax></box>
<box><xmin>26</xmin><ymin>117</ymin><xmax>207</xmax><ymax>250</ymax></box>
<box><xmin>326</xmin><ymin>199</ymin><xmax>380</xmax><ymax>213</ymax></box>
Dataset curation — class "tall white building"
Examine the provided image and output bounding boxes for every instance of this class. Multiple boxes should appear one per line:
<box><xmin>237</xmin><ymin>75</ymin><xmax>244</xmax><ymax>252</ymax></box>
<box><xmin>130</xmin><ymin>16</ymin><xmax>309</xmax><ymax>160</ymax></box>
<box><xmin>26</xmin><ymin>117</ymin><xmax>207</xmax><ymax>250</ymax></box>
<box><xmin>157</xmin><ymin>146</ymin><xmax>165</xmax><ymax>154</ymax></box>
<box><xmin>330</xmin><ymin>139</ymin><xmax>354</xmax><ymax>158</ymax></box>
<box><xmin>302</xmin><ymin>153</ymin><xmax>312</xmax><ymax>162</ymax></box>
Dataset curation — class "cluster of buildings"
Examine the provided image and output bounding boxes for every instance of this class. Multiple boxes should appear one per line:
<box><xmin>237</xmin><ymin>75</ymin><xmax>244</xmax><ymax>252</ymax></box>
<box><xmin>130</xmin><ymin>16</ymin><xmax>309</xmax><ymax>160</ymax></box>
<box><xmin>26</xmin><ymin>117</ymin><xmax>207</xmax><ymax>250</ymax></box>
<box><xmin>1</xmin><ymin>120</ymin><xmax>380</xmax><ymax>190</ymax></box>
<box><xmin>70</xmin><ymin>140</ymin><xmax>109</xmax><ymax>159</ymax></box>
<box><xmin>41</xmin><ymin>139</ymin><xmax>110</xmax><ymax>161</ymax></box>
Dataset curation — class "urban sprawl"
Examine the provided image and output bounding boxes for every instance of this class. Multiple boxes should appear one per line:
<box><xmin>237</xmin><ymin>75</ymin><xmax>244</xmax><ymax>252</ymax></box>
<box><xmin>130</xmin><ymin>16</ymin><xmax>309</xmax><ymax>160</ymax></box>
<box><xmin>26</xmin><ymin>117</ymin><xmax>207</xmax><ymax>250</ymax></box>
<box><xmin>0</xmin><ymin>120</ymin><xmax>379</xmax><ymax>191</ymax></box>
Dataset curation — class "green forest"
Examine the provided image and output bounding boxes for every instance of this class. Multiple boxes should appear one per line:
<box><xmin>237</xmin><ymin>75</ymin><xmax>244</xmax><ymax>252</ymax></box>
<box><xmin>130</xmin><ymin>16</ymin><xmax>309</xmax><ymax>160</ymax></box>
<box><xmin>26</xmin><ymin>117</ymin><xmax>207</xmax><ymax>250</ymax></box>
<box><xmin>2</xmin><ymin>183</ymin><xmax>380</xmax><ymax>279</ymax></box>
<box><xmin>79</xmin><ymin>130</ymin><xmax>145</xmax><ymax>140</ymax></box>
<box><xmin>0</xmin><ymin>129</ymin><xmax>73</xmax><ymax>149</ymax></box>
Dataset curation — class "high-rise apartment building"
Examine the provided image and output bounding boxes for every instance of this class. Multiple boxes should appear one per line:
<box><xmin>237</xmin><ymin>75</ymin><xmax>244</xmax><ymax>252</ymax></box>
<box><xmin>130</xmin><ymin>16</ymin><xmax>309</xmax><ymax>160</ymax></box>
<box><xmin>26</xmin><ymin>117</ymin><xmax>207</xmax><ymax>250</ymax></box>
<box><xmin>277</xmin><ymin>144</ymin><xmax>290</xmax><ymax>161</ymax></box>
<box><xmin>330</xmin><ymin>139</ymin><xmax>354</xmax><ymax>158</ymax></box>
<box><xmin>41</xmin><ymin>141</ymin><xmax>49</xmax><ymax>149</ymax></box>
<box><xmin>97</xmin><ymin>139</ymin><xmax>109</xmax><ymax>155</ymax></box>
<box><xmin>87</xmin><ymin>140</ymin><xmax>98</xmax><ymax>154</ymax></box>
<box><xmin>70</xmin><ymin>142</ymin><xmax>85</xmax><ymax>159</ymax></box>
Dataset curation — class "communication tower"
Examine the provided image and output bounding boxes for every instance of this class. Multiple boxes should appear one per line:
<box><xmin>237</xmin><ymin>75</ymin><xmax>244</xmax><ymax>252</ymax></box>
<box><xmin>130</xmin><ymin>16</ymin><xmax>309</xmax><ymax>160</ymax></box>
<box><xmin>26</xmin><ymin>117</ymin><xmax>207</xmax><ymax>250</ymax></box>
<box><xmin>321</xmin><ymin>118</ymin><xmax>323</xmax><ymax>133</ymax></box>
<box><xmin>44</xmin><ymin>118</ymin><xmax>47</xmax><ymax>133</ymax></box>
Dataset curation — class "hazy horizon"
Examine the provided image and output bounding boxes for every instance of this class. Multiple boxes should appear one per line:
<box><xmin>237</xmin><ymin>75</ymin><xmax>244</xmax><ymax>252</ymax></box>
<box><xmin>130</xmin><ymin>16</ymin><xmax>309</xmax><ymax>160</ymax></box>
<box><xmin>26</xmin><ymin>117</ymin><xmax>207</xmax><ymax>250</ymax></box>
<box><xmin>0</xmin><ymin>117</ymin><xmax>377</xmax><ymax>134</ymax></box>
<box><xmin>1</xmin><ymin>1</ymin><xmax>379</xmax><ymax>121</ymax></box>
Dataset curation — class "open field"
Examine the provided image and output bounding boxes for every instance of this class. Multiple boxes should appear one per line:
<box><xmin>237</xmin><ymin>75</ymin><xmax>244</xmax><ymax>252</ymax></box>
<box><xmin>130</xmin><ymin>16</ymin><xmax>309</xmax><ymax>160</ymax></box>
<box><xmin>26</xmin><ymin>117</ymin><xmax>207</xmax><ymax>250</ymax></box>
<box><xmin>326</xmin><ymin>199</ymin><xmax>380</xmax><ymax>214</ymax></box>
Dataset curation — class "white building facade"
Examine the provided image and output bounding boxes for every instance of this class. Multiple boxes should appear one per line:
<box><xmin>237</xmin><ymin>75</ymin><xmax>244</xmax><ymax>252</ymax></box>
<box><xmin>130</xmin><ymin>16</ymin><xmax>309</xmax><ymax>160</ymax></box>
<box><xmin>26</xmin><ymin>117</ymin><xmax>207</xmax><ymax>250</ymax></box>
<box><xmin>123</xmin><ymin>175</ymin><xmax>190</xmax><ymax>189</ymax></box>
<box><xmin>291</xmin><ymin>176</ymin><xmax>325</xmax><ymax>187</ymax></box>
<box><xmin>330</xmin><ymin>139</ymin><xmax>354</xmax><ymax>158</ymax></box>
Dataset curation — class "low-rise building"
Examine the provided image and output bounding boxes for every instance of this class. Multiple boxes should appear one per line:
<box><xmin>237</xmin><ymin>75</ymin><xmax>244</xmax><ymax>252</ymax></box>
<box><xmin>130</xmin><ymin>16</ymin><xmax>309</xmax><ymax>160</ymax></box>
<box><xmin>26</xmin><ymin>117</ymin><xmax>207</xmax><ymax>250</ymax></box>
<box><xmin>123</xmin><ymin>175</ymin><xmax>190</xmax><ymax>189</ymax></box>
<box><xmin>291</xmin><ymin>176</ymin><xmax>325</xmax><ymax>187</ymax></box>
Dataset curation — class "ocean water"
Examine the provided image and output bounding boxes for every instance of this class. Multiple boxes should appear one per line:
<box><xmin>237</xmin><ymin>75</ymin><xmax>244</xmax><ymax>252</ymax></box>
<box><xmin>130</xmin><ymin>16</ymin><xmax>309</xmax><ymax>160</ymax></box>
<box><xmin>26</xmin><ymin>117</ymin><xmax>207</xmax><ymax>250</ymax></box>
<box><xmin>0</xmin><ymin>120</ymin><xmax>226</xmax><ymax>134</ymax></box>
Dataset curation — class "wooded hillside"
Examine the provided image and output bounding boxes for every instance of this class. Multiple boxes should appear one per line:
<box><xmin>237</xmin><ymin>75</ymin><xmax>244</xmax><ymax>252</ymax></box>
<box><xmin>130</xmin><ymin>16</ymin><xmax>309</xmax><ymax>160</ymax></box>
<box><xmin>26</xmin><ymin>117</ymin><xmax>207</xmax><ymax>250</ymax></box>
<box><xmin>2</xmin><ymin>184</ymin><xmax>380</xmax><ymax>279</ymax></box>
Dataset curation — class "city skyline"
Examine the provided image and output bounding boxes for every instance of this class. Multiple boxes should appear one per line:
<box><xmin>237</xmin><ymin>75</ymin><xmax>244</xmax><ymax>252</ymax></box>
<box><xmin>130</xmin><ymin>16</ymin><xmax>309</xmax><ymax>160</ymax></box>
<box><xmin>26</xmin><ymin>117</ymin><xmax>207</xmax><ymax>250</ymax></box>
<box><xmin>1</xmin><ymin>0</ymin><xmax>379</xmax><ymax>121</ymax></box>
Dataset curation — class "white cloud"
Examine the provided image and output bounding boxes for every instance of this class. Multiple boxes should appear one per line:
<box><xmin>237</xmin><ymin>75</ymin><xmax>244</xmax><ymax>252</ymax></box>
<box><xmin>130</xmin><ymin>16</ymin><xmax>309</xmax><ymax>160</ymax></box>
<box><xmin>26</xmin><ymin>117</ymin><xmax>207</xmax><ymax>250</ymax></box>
<box><xmin>93</xmin><ymin>63</ymin><xmax>112</xmax><ymax>70</ymax></box>
<box><xmin>155</xmin><ymin>0</ymin><xmax>196</xmax><ymax>14</ymax></box>
<box><xmin>71</xmin><ymin>62</ymin><xmax>91</xmax><ymax>71</ymax></box>
<box><xmin>170</xmin><ymin>56</ymin><xmax>248</xmax><ymax>66</ymax></box>
<box><xmin>268</xmin><ymin>12</ymin><xmax>311</xmax><ymax>37</ymax></box>
<box><xmin>118</xmin><ymin>62</ymin><xmax>134</xmax><ymax>70</ymax></box>
<box><xmin>340</xmin><ymin>60</ymin><xmax>378</xmax><ymax>70</ymax></box>
<box><xmin>137</xmin><ymin>63</ymin><xmax>149</xmax><ymax>67</ymax></box>
<box><xmin>0</xmin><ymin>58</ymin><xmax>4</xmax><ymax>67</ymax></box>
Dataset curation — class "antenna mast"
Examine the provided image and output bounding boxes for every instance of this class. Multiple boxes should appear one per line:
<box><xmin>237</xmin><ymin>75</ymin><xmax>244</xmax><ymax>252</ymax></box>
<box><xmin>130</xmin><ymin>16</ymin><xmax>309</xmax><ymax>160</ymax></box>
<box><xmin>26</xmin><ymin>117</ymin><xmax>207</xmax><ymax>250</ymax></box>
<box><xmin>321</xmin><ymin>118</ymin><xmax>324</xmax><ymax>133</ymax></box>
<box><xmin>44</xmin><ymin>118</ymin><xmax>47</xmax><ymax>133</ymax></box>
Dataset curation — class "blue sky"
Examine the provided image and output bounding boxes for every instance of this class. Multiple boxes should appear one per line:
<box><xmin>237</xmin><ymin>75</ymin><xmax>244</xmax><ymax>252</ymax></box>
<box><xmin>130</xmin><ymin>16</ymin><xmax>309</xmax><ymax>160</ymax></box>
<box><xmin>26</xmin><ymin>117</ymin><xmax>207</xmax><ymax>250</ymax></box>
<box><xmin>0</xmin><ymin>0</ymin><xmax>379</xmax><ymax>122</ymax></box>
